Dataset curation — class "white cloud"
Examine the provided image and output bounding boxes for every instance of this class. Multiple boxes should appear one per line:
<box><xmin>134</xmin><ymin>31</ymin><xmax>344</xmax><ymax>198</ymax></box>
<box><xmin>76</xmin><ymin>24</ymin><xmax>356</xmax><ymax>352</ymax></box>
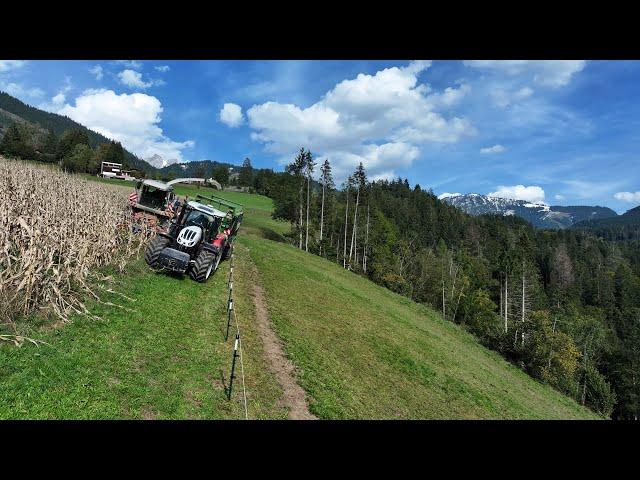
<box><xmin>614</xmin><ymin>191</ymin><xmax>640</xmax><ymax>203</ymax></box>
<box><xmin>464</xmin><ymin>60</ymin><xmax>586</xmax><ymax>88</ymax></box>
<box><xmin>488</xmin><ymin>185</ymin><xmax>546</xmax><ymax>203</ymax></box>
<box><xmin>425</xmin><ymin>83</ymin><xmax>471</xmax><ymax>108</ymax></box>
<box><xmin>155</xmin><ymin>65</ymin><xmax>170</xmax><ymax>73</ymax></box>
<box><xmin>0</xmin><ymin>60</ymin><xmax>26</xmax><ymax>72</ymax></box>
<box><xmin>438</xmin><ymin>192</ymin><xmax>461</xmax><ymax>199</ymax></box>
<box><xmin>89</xmin><ymin>65</ymin><xmax>103</xmax><ymax>80</ymax></box>
<box><xmin>52</xmin><ymin>92</ymin><xmax>66</xmax><ymax>105</ymax></box>
<box><xmin>0</xmin><ymin>82</ymin><xmax>44</xmax><ymax>99</ymax></box>
<box><xmin>480</xmin><ymin>144</ymin><xmax>506</xmax><ymax>154</ymax></box>
<box><xmin>554</xmin><ymin>194</ymin><xmax>565</xmax><ymax>201</ymax></box>
<box><xmin>57</xmin><ymin>89</ymin><xmax>194</xmax><ymax>162</ymax></box>
<box><xmin>117</xmin><ymin>69</ymin><xmax>152</xmax><ymax>89</ymax></box>
<box><xmin>514</xmin><ymin>86</ymin><xmax>534</xmax><ymax>100</ymax></box>
<box><xmin>37</xmin><ymin>78</ymin><xmax>73</xmax><ymax>112</ymax></box>
<box><xmin>116</xmin><ymin>60</ymin><xmax>142</xmax><ymax>70</ymax></box>
<box><xmin>243</xmin><ymin>61</ymin><xmax>475</xmax><ymax>180</ymax></box>
<box><xmin>490</xmin><ymin>86</ymin><xmax>535</xmax><ymax>109</ymax></box>
<box><xmin>219</xmin><ymin>103</ymin><xmax>244</xmax><ymax>127</ymax></box>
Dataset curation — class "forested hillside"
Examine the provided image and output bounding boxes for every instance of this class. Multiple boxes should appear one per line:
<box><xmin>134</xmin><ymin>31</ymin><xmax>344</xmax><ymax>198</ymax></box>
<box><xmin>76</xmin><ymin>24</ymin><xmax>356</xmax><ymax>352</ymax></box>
<box><xmin>572</xmin><ymin>206</ymin><xmax>640</xmax><ymax>241</ymax></box>
<box><xmin>157</xmin><ymin>159</ymin><xmax>236</xmax><ymax>180</ymax></box>
<box><xmin>236</xmin><ymin>149</ymin><xmax>640</xmax><ymax>420</ymax></box>
<box><xmin>0</xmin><ymin>91</ymin><xmax>154</xmax><ymax>173</ymax></box>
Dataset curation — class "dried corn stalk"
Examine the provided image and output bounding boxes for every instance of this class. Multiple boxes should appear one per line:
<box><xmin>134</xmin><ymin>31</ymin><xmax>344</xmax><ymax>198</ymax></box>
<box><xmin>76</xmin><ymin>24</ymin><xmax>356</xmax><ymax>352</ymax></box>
<box><xmin>0</xmin><ymin>156</ymin><xmax>151</xmax><ymax>329</ymax></box>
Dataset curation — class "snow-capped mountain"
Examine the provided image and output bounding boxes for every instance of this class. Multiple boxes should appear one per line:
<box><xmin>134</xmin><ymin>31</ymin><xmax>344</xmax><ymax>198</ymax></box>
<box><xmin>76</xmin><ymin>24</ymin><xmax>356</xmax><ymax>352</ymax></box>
<box><xmin>144</xmin><ymin>154</ymin><xmax>180</xmax><ymax>169</ymax></box>
<box><xmin>442</xmin><ymin>193</ymin><xmax>618</xmax><ymax>229</ymax></box>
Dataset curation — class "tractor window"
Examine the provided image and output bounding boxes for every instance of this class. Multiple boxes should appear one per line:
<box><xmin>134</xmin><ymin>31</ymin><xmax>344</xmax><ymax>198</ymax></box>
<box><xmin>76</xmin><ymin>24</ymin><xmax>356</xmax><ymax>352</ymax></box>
<box><xmin>184</xmin><ymin>211</ymin><xmax>215</xmax><ymax>231</ymax></box>
<box><xmin>140</xmin><ymin>186</ymin><xmax>167</xmax><ymax>209</ymax></box>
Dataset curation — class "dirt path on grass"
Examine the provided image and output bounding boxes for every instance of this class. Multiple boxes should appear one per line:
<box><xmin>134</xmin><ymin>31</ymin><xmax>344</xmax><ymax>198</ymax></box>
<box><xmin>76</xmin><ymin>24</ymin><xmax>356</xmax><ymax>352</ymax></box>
<box><xmin>245</xmin><ymin>258</ymin><xmax>317</xmax><ymax>420</ymax></box>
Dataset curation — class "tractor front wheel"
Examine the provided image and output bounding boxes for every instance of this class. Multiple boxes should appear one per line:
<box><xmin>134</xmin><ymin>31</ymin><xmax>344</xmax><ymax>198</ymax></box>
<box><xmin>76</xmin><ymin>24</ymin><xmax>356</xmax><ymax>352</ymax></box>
<box><xmin>145</xmin><ymin>235</ymin><xmax>171</xmax><ymax>268</ymax></box>
<box><xmin>189</xmin><ymin>250</ymin><xmax>219</xmax><ymax>283</ymax></box>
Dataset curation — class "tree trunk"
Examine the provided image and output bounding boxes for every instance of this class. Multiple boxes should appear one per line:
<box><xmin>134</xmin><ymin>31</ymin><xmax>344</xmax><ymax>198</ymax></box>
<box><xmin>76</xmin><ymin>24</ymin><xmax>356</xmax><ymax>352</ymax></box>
<box><xmin>349</xmin><ymin>185</ymin><xmax>360</xmax><ymax>266</ymax></box>
<box><xmin>453</xmin><ymin>284</ymin><xmax>464</xmax><ymax>323</ymax></box>
<box><xmin>500</xmin><ymin>277</ymin><xmax>503</xmax><ymax>321</ymax></box>
<box><xmin>305</xmin><ymin>174</ymin><xmax>310</xmax><ymax>252</ymax></box>
<box><xmin>298</xmin><ymin>181</ymin><xmax>303</xmax><ymax>250</ymax></box>
<box><xmin>319</xmin><ymin>177</ymin><xmax>325</xmax><ymax>256</ymax></box>
<box><xmin>504</xmin><ymin>273</ymin><xmax>509</xmax><ymax>333</ymax></box>
<box><xmin>521</xmin><ymin>268</ymin><xmax>526</xmax><ymax>347</ymax></box>
<box><xmin>363</xmin><ymin>202</ymin><xmax>370</xmax><ymax>273</ymax></box>
<box><xmin>343</xmin><ymin>190</ymin><xmax>349</xmax><ymax>269</ymax></box>
<box><xmin>442</xmin><ymin>278</ymin><xmax>446</xmax><ymax>320</ymax></box>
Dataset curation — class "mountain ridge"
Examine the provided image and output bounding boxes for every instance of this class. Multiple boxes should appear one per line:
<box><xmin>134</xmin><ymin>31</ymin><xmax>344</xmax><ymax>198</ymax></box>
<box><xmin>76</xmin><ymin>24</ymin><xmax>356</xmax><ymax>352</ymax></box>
<box><xmin>442</xmin><ymin>193</ymin><xmax>618</xmax><ymax>229</ymax></box>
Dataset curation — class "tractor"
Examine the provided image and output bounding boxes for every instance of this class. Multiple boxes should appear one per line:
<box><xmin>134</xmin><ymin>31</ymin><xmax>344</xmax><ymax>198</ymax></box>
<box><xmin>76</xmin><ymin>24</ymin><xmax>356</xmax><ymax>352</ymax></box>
<box><xmin>144</xmin><ymin>194</ymin><xmax>243</xmax><ymax>282</ymax></box>
<box><xmin>130</xmin><ymin>177</ymin><xmax>209</xmax><ymax>233</ymax></box>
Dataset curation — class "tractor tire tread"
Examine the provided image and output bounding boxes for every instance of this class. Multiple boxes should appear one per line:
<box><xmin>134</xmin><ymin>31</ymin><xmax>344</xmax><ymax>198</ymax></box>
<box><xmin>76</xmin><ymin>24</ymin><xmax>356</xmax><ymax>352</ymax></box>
<box><xmin>144</xmin><ymin>236</ymin><xmax>171</xmax><ymax>268</ymax></box>
<box><xmin>189</xmin><ymin>249</ymin><xmax>217</xmax><ymax>283</ymax></box>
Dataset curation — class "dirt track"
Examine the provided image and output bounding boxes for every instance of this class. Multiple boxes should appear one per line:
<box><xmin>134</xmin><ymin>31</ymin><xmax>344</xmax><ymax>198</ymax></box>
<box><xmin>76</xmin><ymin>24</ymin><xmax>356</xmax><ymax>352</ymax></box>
<box><xmin>246</xmin><ymin>258</ymin><xmax>317</xmax><ymax>420</ymax></box>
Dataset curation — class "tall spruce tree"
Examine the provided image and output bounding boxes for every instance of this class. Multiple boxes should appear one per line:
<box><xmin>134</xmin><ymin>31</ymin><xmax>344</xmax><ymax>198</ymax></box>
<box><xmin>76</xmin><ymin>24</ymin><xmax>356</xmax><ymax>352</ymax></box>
<box><xmin>304</xmin><ymin>150</ymin><xmax>316</xmax><ymax>252</ymax></box>
<box><xmin>286</xmin><ymin>148</ymin><xmax>306</xmax><ymax>249</ymax></box>
<box><xmin>239</xmin><ymin>157</ymin><xmax>254</xmax><ymax>187</ymax></box>
<box><xmin>319</xmin><ymin>158</ymin><xmax>334</xmax><ymax>256</ymax></box>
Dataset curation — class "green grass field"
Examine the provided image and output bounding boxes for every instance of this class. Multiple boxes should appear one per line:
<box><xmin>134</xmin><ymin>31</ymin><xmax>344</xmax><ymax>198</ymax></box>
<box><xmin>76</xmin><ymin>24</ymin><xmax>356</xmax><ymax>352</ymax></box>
<box><xmin>0</xmin><ymin>258</ymin><xmax>287</xmax><ymax>419</ymax></box>
<box><xmin>0</xmin><ymin>174</ymin><xmax>598</xmax><ymax>419</ymax></box>
<box><xmin>239</xmin><ymin>235</ymin><xmax>598</xmax><ymax>419</ymax></box>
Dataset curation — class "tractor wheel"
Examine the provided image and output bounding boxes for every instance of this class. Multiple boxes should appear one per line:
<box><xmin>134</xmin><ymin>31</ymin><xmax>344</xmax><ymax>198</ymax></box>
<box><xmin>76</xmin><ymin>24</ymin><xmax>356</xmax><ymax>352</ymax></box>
<box><xmin>144</xmin><ymin>236</ymin><xmax>171</xmax><ymax>268</ymax></box>
<box><xmin>189</xmin><ymin>250</ymin><xmax>219</xmax><ymax>283</ymax></box>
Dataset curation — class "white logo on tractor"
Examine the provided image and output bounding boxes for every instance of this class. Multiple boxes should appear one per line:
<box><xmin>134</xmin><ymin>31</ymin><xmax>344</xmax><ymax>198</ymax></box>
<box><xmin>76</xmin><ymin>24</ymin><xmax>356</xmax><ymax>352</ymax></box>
<box><xmin>176</xmin><ymin>225</ymin><xmax>202</xmax><ymax>248</ymax></box>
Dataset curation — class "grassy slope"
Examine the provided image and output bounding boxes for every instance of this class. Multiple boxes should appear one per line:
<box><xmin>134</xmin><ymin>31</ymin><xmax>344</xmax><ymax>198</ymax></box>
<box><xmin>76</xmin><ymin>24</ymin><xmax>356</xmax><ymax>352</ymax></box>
<box><xmin>240</xmin><ymin>235</ymin><xmax>598</xmax><ymax>419</ymax></box>
<box><xmin>0</xmin><ymin>186</ymin><xmax>288</xmax><ymax>419</ymax></box>
<box><xmin>1</xmin><ymin>173</ymin><xmax>597</xmax><ymax>418</ymax></box>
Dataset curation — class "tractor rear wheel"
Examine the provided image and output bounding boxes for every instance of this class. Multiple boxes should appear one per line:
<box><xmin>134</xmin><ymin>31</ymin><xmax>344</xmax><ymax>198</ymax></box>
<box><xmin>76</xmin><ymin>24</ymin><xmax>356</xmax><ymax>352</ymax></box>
<box><xmin>189</xmin><ymin>249</ymin><xmax>219</xmax><ymax>283</ymax></box>
<box><xmin>145</xmin><ymin>235</ymin><xmax>171</xmax><ymax>268</ymax></box>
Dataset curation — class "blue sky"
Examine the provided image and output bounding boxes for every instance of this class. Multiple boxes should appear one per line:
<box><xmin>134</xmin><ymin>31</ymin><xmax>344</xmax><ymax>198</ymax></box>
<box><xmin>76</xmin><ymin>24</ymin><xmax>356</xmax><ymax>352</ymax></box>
<box><xmin>1</xmin><ymin>59</ymin><xmax>638</xmax><ymax>213</ymax></box>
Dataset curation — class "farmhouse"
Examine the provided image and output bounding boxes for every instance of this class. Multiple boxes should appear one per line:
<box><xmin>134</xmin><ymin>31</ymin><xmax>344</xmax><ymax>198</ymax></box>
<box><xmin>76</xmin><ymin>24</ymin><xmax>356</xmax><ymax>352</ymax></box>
<box><xmin>100</xmin><ymin>161</ymin><xmax>137</xmax><ymax>181</ymax></box>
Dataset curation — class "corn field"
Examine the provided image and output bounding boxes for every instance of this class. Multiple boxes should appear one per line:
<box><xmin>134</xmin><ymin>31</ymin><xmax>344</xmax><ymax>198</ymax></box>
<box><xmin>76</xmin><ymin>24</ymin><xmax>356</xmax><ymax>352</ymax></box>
<box><xmin>0</xmin><ymin>156</ymin><xmax>150</xmax><ymax>337</ymax></box>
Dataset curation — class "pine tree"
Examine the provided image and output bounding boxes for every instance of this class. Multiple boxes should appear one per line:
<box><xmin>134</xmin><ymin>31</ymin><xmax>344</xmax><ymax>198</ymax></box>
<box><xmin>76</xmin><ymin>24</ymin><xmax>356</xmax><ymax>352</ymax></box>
<box><xmin>105</xmin><ymin>140</ymin><xmax>124</xmax><ymax>165</ymax></box>
<box><xmin>304</xmin><ymin>150</ymin><xmax>316</xmax><ymax>253</ymax></box>
<box><xmin>349</xmin><ymin>162</ymin><xmax>367</xmax><ymax>268</ymax></box>
<box><xmin>212</xmin><ymin>165</ymin><xmax>229</xmax><ymax>187</ymax></box>
<box><xmin>239</xmin><ymin>157</ymin><xmax>254</xmax><ymax>187</ymax></box>
<box><xmin>41</xmin><ymin>128</ymin><xmax>58</xmax><ymax>162</ymax></box>
<box><xmin>319</xmin><ymin>158</ymin><xmax>334</xmax><ymax>256</ymax></box>
<box><xmin>286</xmin><ymin>148</ymin><xmax>306</xmax><ymax>250</ymax></box>
<box><xmin>57</xmin><ymin>129</ymin><xmax>90</xmax><ymax>161</ymax></box>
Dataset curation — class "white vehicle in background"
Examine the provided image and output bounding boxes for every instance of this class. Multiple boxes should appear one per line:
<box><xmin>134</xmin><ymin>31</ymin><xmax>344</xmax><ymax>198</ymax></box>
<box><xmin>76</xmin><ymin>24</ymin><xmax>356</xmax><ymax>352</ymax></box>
<box><xmin>129</xmin><ymin>177</ymin><xmax>207</xmax><ymax>232</ymax></box>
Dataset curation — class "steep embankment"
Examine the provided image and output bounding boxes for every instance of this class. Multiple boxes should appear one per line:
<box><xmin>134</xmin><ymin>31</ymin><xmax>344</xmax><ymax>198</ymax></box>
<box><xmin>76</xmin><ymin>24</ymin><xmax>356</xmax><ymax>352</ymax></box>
<box><xmin>238</xmin><ymin>230</ymin><xmax>598</xmax><ymax>419</ymax></box>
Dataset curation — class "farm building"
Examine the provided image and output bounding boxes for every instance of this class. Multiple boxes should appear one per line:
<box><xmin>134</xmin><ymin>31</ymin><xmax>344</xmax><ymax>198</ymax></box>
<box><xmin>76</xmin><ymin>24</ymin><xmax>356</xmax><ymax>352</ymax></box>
<box><xmin>100</xmin><ymin>161</ymin><xmax>137</xmax><ymax>180</ymax></box>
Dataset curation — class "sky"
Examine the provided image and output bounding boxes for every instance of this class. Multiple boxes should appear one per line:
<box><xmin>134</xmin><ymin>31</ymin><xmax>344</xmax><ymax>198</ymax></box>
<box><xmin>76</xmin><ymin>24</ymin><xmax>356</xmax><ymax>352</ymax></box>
<box><xmin>0</xmin><ymin>59</ymin><xmax>638</xmax><ymax>213</ymax></box>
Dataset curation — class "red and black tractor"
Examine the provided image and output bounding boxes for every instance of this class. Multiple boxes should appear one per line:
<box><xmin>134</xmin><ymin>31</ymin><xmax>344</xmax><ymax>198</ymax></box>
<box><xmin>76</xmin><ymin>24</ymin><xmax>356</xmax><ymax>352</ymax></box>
<box><xmin>144</xmin><ymin>195</ymin><xmax>243</xmax><ymax>282</ymax></box>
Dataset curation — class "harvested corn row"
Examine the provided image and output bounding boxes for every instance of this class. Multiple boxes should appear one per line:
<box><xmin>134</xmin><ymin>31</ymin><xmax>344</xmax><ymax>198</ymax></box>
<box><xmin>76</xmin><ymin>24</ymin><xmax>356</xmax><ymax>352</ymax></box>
<box><xmin>0</xmin><ymin>156</ymin><xmax>150</xmax><ymax>328</ymax></box>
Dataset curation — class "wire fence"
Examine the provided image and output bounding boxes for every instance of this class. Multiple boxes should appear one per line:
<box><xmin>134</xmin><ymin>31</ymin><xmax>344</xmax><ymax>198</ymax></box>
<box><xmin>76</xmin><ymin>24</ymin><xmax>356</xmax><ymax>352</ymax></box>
<box><xmin>224</xmin><ymin>248</ymin><xmax>248</xmax><ymax>420</ymax></box>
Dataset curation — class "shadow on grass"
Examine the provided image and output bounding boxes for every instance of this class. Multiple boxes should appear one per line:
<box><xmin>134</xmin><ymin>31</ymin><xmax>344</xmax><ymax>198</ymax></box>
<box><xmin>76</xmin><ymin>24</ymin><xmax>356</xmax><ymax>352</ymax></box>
<box><xmin>219</xmin><ymin>369</ymin><xmax>231</xmax><ymax>399</ymax></box>
<box><xmin>154</xmin><ymin>270</ymin><xmax>188</xmax><ymax>281</ymax></box>
<box><xmin>259</xmin><ymin>227</ymin><xmax>286</xmax><ymax>243</ymax></box>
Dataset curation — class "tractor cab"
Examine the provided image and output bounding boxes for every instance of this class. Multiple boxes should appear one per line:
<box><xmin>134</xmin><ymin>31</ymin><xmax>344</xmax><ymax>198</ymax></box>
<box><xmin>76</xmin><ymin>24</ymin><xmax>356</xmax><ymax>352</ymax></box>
<box><xmin>174</xmin><ymin>201</ymin><xmax>226</xmax><ymax>243</ymax></box>
<box><xmin>134</xmin><ymin>179</ymin><xmax>176</xmax><ymax>212</ymax></box>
